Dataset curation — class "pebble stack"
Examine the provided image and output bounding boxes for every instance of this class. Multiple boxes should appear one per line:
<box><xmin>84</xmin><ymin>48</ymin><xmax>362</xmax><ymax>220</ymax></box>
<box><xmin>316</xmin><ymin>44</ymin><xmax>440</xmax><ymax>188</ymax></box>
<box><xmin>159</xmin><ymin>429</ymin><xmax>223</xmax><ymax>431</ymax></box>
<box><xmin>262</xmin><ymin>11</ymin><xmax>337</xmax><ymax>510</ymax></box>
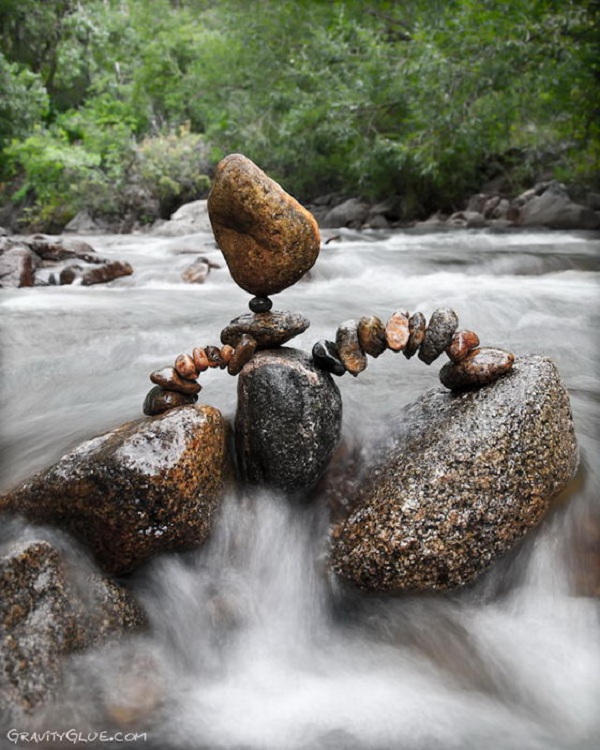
<box><xmin>312</xmin><ymin>308</ymin><xmax>514</xmax><ymax>391</ymax></box>
<box><xmin>143</xmin><ymin>337</ymin><xmax>255</xmax><ymax>416</ymax></box>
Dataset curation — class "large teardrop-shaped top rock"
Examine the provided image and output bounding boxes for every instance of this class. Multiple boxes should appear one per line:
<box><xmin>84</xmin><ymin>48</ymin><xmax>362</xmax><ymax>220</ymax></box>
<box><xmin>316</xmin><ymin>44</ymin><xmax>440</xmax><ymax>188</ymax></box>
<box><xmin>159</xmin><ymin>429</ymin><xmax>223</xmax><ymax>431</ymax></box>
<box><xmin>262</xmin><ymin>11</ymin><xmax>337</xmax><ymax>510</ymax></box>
<box><xmin>207</xmin><ymin>154</ymin><xmax>320</xmax><ymax>296</ymax></box>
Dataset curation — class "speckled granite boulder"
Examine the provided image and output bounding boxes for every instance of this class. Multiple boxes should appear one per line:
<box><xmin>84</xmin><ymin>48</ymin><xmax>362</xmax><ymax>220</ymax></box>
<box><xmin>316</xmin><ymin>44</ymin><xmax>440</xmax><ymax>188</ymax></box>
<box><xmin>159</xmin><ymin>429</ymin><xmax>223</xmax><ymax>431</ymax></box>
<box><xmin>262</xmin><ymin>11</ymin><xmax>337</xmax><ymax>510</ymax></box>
<box><xmin>207</xmin><ymin>154</ymin><xmax>320</xmax><ymax>296</ymax></box>
<box><xmin>235</xmin><ymin>348</ymin><xmax>342</xmax><ymax>495</ymax></box>
<box><xmin>0</xmin><ymin>534</ymin><xmax>144</xmax><ymax>718</ymax></box>
<box><xmin>331</xmin><ymin>355</ymin><xmax>578</xmax><ymax>592</ymax></box>
<box><xmin>0</xmin><ymin>405</ymin><xmax>232</xmax><ymax>574</ymax></box>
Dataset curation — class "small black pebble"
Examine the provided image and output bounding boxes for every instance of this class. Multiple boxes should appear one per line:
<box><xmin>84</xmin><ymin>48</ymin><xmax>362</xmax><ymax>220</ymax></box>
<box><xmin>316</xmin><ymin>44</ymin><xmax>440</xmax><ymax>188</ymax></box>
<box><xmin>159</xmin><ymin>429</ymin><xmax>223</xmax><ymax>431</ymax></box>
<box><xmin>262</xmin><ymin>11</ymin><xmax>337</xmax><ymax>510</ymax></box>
<box><xmin>312</xmin><ymin>339</ymin><xmax>346</xmax><ymax>376</ymax></box>
<box><xmin>249</xmin><ymin>296</ymin><xmax>273</xmax><ymax>313</ymax></box>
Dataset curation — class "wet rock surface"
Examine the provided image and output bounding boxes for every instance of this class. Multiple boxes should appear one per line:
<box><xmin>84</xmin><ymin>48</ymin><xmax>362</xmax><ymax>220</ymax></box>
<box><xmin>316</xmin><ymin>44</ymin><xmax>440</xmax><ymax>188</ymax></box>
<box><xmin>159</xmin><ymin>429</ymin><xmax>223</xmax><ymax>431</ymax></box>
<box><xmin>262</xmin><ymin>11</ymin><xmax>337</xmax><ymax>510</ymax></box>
<box><xmin>208</xmin><ymin>154</ymin><xmax>320</xmax><ymax>296</ymax></box>
<box><xmin>0</xmin><ymin>405</ymin><xmax>232</xmax><ymax>574</ymax></box>
<box><xmin>0</xmin><ymin>534</ymin><xmax>143</xmax><ymax>717</ymax></box>
<box><xmin>418</xmin><ymin>308</ymin><xmax>459</xmax><ymax>364</ymax></box>
<box><xmin>331</xmin><ymin>356</ymin><xmax>579</xmax><ymax>592</ymax></box>
<box><xmin>220</xmin><ymin>311</ymin><xmax>310</xmax><ymax>349</ymax></box>
<box><xmin>336</xmin><ymin>319</ymin><xmax>367</xmax><ymax>376</ymax></box>
<box><xmin>403</xmin><ymin>311</ymin><xmax>427</xmax><ymax>359</ymax></box>
<box><xmin>446</xmin><ymin>329</ymin><xmax>480</xmax><ymax>362</ymax></box>
<box><xmin>357</xmin><ymin>316</ymin><xmax>387</xmax><ymax>358</ymax></box>
<box><xmin>440</xmin><ymin>347</ymin><xmax>515</xmax><ymax>390</ymax></box>
<box><xmin>143</xmin><ymin>385</ymin><xmax>198</xmax><ymax>415</ymax></box>
<box><xmin>235</xmin><ymin>348</ymin><xmax>342</xmax><ymax>495</ymax></box>
<box><xmin>312</xmin><ymin>339</ymin><xmax>346</xmax><ymax>376</ymax></box>
<box><xmin>0</xmin><ymin>235</ymin><xmax>133</xmax><ymax>288</ymax></box>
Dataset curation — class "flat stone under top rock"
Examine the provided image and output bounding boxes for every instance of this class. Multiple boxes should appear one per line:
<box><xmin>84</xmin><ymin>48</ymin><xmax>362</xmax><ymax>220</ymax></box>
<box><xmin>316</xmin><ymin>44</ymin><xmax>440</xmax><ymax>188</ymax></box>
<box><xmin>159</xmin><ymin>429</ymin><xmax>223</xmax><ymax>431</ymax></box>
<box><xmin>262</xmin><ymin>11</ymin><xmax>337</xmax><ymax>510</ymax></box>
<box><xmin>220</xmin><ymin>310</ymin><xmax>310</xmax><ymax>349</ymax></box>
<box><xmin>207</xmin><ymin>154</ymin><xmax>321</xmax><ymax>296</ymax></box>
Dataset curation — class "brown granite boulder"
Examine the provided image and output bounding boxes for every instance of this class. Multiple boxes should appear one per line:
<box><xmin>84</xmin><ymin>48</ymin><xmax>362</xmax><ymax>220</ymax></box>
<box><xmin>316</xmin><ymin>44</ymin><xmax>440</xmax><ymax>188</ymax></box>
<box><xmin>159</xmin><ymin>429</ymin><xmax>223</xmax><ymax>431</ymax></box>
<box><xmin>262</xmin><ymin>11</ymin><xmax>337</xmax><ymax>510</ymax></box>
<box><xmin>207</xmin><ymin>154</ymin><xmax>320</xmax><ymax>296</ymax></box>
<box><xmin>0</xmin><ymin>405</ymin><xmax>232</xmax><ymax>574</ymax></box>
<box><xmin>0</xmin><ymin>534</ymin><xmax>144</xmax><ymax>718</ymax></box>
<box><xmin>331</xmin><ymin>355</ymin><xmax>579</xmax><ymax>592</ymax></box>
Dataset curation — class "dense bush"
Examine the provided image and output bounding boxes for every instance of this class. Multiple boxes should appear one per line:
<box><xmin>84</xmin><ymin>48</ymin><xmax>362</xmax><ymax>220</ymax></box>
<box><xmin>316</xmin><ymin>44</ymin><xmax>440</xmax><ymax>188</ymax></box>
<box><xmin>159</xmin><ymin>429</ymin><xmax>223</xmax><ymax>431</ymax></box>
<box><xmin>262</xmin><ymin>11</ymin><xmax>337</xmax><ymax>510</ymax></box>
<box><xmin>0</xmin><ymin>0</ymin><xmax>598</xmax><ymax>230</ymax></box>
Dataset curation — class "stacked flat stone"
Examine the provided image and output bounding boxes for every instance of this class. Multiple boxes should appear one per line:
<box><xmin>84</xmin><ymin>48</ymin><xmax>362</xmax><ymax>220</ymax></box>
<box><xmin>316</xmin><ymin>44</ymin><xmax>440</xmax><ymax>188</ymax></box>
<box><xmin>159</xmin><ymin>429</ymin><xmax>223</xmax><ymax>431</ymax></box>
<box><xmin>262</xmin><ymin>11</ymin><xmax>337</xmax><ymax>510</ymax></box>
<box><xmin>144</xmin><ymin>341</ymin><xmax>244</xmax><ymax>416</ymax></box>
<box><xmin>312</xmin><ymin>308</ymin><xmax>514</xmax><ymax>391</ymax></box>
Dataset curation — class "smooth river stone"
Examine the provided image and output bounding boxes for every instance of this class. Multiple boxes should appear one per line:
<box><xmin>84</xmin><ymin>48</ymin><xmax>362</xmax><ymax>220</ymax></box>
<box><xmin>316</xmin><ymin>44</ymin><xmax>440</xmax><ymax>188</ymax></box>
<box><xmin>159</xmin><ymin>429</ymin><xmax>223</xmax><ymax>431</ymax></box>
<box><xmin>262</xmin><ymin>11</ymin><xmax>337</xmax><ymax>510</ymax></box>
<box><xmin>192</xmin><ymin>347</ymin><xmax>210</xmax><ymax>372</ymax></box>
<box><xmin>446</xmin><ymin>329</ymin><xmax>480</xmax><ymax>362</ymax></box>
<box><xmin>357</xmin><ymin>316</ymin><xmax>386</xmax><ymax>358</ymax></box>
<box><xmin>439</xmin><ymin>347</ymin><xmax>515</xmax><ymax>390</ymax></box>
<box><xmin>174</xmin><ymin>353</ymin><xmax>198</xmax><ymax>380</ymax></box>
<box><xmin>143</xmin><ymin>386</ymin><xmax>198</xmax><ymax>416</ymax></box>
<box><xmin>385</xmin><ymin>310</ymin><xmax>410</xmax><ymax>351</ymax></box>
<box><xmin>207</xmin><ymin>154</ymin><xmax>321</xmax><ymax>296</ymax></box>
<box><xmin>204</xmin><ymin>345</ymin><xmax>224</xmax><ymax>368</ymax></box>
<box><xmin>336</xmin><ymin>320</ymin><xmax>367</xmax><ymax>376</ymax></box>
<box><xmin>249</xmin><ymin>296</ymin><xmax>273</xmax><ymax>313</ymax></box>
<box><xmin>312</xmin><ymin>340</ymin><xmax>346</xmax><ymax>376</ymax></box>
<box><xmin>220</xmin><ymin>311</ymin><xmax>309</xmax><ymax>349</ymax></box>
<box><xmin>403</xmin><ymin>311</ymin><xmax>427</xmax><ymax>359</ymax></box>
<box><xmin>227</xmin><ymin>334</ymin><xmax>257</xmax><ymax>375</ymax></box>
<box><xmin>418</xmin><ymin>309</ymin><xmax>459</xmax><ymax>364</ymax></box>
<box><xmin>150</xmin><ymin>367</ymin><xmax>202</xmax><ymax>395</ymax></box>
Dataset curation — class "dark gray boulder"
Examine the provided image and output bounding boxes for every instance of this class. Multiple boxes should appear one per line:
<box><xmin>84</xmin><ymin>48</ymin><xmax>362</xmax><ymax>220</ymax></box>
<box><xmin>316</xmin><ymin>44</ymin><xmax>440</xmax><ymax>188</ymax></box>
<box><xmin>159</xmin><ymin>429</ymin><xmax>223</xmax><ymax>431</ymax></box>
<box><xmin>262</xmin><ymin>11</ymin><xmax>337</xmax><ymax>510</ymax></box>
<box><xmin>235</xmin><ymin>348</ymin><xmax>342</xmax><ymax>495</ymax></box>
<box><xmin>517</xmin><ymin>181</ymin><xmax>600</xmax><ymax>230</ymax></box>
<box><xmin>331</xmin><ymin>355</ymin><xmax>578</xmax><ymax>592</ymax></box>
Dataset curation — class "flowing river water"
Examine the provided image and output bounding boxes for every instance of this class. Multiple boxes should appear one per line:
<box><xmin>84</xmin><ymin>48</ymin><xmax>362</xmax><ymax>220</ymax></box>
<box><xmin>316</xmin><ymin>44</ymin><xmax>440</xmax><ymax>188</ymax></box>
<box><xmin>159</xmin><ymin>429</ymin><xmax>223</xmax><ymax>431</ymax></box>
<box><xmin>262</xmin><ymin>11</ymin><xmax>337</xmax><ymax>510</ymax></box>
<box><xmin>1</xmin><ymin>227</ymin><xmax>599</xmax><ymax>749</ymax></box>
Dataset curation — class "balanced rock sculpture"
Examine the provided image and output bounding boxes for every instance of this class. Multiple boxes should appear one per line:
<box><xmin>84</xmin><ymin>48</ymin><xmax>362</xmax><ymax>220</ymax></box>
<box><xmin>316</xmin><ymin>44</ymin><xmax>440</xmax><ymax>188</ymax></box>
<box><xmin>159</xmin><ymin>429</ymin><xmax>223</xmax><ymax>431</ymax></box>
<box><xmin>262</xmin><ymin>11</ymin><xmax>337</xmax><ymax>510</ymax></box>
<box><xmin>207</xmin><ymin>153</ymin><xmax>321</xmax><ymax>297</ymax></box>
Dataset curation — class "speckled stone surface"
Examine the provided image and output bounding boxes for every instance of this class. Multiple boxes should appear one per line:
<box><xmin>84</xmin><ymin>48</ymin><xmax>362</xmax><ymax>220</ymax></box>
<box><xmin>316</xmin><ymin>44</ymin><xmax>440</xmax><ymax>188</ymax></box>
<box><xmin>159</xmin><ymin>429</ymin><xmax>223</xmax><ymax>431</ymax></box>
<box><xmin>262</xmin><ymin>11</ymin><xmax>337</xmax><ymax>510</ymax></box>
<box><xmin>208</xmin><ymin>154</ymin><xmax>320</xmax><ymax>296</ymax></box>
<box><xmin>440</xmin><ymin>347</ymin><xmax>514</xmax><ymax>390</ymax></box>
<box><xmin>220</xmin><ymin>311</ymin><xmax>310</xmax><ymax>349</ymax></box>
<box><xmin>418</xmin><ymin>308</ymin><xmax>459</xmax><ymax>364</ymax></box>
<box><xmin>336</xmin><ymin>319</ymin><xmax>367</xmax><ymax>376</ymax></box>
<box><xmin>0</xmin><ymin>405</ymin><xmax>232</xmax><ymax>574</ymax></box>
<box><xmin>330</xmin><ymin>356</ymin><xmax>579</xmax><ymax>592</ymax></box>
<box><xmin>0</xmin><ymin>536</ymin><xmax>144</xmax><ymax>716</ymax></box>
<box><xmin>235</xmin><ymin>348</ymin><xmax>342</xmax><ymax>495</ymax></box>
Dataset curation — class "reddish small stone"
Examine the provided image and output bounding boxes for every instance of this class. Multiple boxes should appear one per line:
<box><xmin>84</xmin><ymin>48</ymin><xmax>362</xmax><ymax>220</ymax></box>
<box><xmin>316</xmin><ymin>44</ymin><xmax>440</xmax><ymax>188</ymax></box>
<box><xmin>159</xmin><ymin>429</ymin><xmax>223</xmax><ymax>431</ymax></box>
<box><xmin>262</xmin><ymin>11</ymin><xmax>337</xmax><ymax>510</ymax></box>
<box><xmin>336</xmin><ymin>320</ymin><xmax>367</xmax><ymax>377</ymax></box>
<box><xmin>143</xmin><ymin>386</ymin><xmax>198</xmax><ymax>416</ymax></box>
<box><xmin>192</xmin><ymin>347</ymin><xmax>209</xmax><ymax>373</ymax></box>
<box><xmin>205</xmin><ymin>345</ymin><xmax>224</xmax><ymax>368</ymax></box>
<box><xmin>385</xmin><ymin>311</ymin><xmax>410</xmax><ymax>352</ymax></box>
<box><xmin>446</xmin><ymin>330</ymin><xmax>480</xmax><ymax>363</ymax></box>
<box><xmin>174</xmin><ymin>353</ymin><xmax>198</xmax><ymax>380</ymax></box>
<box><xmin>220</xmin><ymin>345</ymin><xmax>234</xmax><ymax>368</ymax></box>
<box><xmin>150</xmin><ymin>367</ymin><xmax>202</xmax><ymax>395</ymax></box>
<box><xmin>357</xmin><ymin>316</ymin><xmax>386</xmax><ymax>358</ymax></box>
<box><xmin>439</xmin><ymin>347</ymin><xmax>515</xmax><ymax>391</ymax></box>
<box><xmin>403</xmin><ymin>312</ymin><xmax>427</xmax><ymax>359</ymax></box>
<box><xmin>228</xmin><ymin>334</ymin><xmax>257</xmax><ymax>375</ymax></box>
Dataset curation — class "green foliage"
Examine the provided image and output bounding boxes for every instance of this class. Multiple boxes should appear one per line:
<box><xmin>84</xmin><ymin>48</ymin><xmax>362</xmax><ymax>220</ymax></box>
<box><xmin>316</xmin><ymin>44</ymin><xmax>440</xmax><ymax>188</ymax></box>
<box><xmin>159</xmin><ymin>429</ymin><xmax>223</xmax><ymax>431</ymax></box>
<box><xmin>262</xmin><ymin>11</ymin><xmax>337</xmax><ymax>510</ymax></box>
<box><xmin>1</xmin><ymin>0</ymin><xmax>598</xmax><ymax>229</ymax></box>
<box><xmin>0</xmin><ymin>54</ymin><xmax>49</xmax><ymax>152</ymax></box>
<box><xmin>136</xmin><ymin>127</ymin><xmax>211</xmax><ymax>217</ymax></box>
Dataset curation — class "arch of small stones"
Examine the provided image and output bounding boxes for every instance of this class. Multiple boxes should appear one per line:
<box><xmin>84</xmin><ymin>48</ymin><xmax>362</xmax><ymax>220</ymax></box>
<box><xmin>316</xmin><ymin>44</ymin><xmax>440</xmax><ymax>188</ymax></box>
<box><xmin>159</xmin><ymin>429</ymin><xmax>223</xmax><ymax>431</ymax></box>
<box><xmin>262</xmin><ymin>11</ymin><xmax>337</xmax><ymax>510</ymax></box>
<box><xmin>143</xmin><ymin>294</ymin><xmax>514</xmax><ymax>416</ymax></box>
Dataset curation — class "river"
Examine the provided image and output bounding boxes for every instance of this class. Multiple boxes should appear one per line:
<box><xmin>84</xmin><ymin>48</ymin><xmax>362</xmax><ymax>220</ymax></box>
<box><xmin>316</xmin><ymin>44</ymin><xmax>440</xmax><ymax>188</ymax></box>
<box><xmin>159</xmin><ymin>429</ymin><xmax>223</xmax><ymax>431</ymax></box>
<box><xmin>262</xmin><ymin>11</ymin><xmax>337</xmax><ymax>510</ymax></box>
<box><xmin>1</xmin><ymin>227</ymin><xmax>599</xmax><ymax>749</ymax></box>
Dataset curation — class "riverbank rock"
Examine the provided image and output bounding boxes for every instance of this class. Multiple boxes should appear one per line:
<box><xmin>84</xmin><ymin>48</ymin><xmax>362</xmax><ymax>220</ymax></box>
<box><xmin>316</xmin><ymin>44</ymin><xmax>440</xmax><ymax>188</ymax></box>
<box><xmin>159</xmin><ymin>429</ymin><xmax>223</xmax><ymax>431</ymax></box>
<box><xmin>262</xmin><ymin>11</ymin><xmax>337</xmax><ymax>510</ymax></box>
<box><xmin>235</xmin><ymin>348</ymin><xmax>342</xmax><ymax>495</ymax></box>
<box><xmin>0</xmin><ymin>240</ymin><xmax>39</xmax><ymax>288</ymax></box>
<box><xmin>152</xmin><ymin>199</ymin><xmax>213</xmax><ymax>236</ymax></box>
<box><xmin>331</xmin><ymin>355</ymin><xmax>578</xmax><ymax>592</ymax></box>
<box><xmin>0</xmin><ymin>235</ymin><xmax>134</xmax><ymax>287</ymax></box>
<box><xmin>208</xmin><ymin>154</ymin><xmax>320</xmax><ymax>296</ymax></box>
<box><xmin>0</xmin><ymin>533</ymin><xmax>144</xmax><ymax>718</ymax></box>
<box><xmin>517</xmin><ymin>181</ymin><xmax>600</xmax><ymax>230</ymax></box>
<box><xmin>0</xmin><ymin>405</ymin><xmax>232</xmax><ymax>574</ymax></box>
